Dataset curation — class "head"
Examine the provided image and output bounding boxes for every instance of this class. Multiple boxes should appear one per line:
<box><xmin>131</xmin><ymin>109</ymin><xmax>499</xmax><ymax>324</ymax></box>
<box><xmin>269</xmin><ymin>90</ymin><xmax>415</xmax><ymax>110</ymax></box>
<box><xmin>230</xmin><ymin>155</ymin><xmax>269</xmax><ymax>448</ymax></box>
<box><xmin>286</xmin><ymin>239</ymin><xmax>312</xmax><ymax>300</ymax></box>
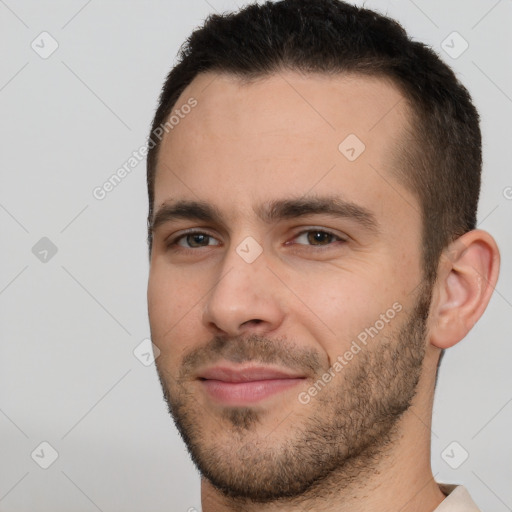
<box><xmin>146</xmin><ymin>0</ymin><xmax>499</xmax><ymax>505</ymax></box>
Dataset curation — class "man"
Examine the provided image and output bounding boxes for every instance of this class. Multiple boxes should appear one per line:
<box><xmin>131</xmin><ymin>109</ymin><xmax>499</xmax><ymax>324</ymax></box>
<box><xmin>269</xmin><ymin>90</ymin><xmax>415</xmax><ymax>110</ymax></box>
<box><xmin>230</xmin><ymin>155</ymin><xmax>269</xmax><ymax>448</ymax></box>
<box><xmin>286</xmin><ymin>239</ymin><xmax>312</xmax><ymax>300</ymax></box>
<box><xmin>146</xmin><ymin>1</ymin><xmax>500</xmax><ymax>510</ymax></box>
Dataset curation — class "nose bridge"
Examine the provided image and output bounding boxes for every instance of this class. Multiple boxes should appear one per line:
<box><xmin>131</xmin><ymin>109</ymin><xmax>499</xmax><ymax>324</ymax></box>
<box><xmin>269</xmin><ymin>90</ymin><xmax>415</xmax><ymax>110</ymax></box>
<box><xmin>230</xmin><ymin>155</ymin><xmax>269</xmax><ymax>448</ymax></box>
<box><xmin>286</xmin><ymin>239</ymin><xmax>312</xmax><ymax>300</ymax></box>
<box><xmin>202</xmin><ymin>237</ymin><xmax>284</xmax><ymax>335</ymax></box>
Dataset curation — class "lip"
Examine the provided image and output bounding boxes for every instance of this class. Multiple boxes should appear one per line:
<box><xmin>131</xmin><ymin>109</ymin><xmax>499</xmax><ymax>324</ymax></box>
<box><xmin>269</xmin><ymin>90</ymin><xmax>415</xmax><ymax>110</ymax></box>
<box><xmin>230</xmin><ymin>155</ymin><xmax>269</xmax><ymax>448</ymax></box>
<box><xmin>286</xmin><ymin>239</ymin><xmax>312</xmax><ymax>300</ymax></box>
<box><xmin>198</xmin><ymin>365</ymin><xmax>304</xmax><ymax>382</ymax></box>
<box><xmin>197</xmin><ymin>365</ymin><xmax>306</xmax><ymax>405</ymax></box>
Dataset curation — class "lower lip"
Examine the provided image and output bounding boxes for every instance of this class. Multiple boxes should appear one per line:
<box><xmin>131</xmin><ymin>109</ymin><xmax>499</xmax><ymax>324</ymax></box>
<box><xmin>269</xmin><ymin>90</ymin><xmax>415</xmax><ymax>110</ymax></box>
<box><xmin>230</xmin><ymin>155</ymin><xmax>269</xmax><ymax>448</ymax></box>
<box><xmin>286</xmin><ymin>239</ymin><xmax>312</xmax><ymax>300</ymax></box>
<box><xmin>200</xmin><ymin>378</ymin><xmax>304</xmax><ymax>405</ymax></box>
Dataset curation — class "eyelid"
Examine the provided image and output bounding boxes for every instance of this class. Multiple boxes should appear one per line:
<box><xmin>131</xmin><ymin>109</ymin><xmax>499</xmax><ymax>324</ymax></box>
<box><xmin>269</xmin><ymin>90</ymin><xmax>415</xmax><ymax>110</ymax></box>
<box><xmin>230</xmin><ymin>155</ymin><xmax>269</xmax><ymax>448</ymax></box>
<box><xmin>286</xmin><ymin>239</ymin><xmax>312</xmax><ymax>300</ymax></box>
<box><xmin>288</xmin><ymin>227</ymin><xmax>349</xmax><ymax>245</ymax></box>
<box><xmin>165</xmin><ymin>228</ymin><xmax>221</xmax><ymax>248</ymax></box>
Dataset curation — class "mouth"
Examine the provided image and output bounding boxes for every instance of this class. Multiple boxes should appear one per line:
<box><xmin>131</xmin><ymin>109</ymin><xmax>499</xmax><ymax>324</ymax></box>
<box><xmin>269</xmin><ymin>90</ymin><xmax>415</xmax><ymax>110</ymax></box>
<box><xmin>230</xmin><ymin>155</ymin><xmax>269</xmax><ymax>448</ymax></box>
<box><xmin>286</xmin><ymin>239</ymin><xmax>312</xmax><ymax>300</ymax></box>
<box><xmin>197</xmin><ymin>365</ymin><xmax>306</xmax><ymax>405</ymax></box>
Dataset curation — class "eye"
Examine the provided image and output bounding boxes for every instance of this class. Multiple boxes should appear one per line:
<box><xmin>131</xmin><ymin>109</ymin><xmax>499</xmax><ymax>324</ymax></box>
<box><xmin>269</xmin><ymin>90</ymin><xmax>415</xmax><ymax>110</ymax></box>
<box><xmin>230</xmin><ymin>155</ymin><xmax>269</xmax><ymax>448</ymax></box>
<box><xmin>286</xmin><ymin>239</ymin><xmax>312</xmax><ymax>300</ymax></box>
<box><xmin>292</xmin><ymin>229</ymin><xmax>345</xmax><ymax>246</ymax></box>
<box><xmin>171</xmin><ymin>232</ymin><xmax>221</xmax><ymax>249</ymax></box>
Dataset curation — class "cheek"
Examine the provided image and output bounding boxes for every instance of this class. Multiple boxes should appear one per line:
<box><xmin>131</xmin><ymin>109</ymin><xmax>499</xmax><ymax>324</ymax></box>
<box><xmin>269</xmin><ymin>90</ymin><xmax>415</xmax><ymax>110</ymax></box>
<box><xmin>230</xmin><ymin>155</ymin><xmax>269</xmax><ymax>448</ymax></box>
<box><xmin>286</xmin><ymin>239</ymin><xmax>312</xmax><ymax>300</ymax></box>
<box><xmin>147</xmin><ymin>264</ymin><xmax>205</xmax><ymax>346</ymax></box>
<box><xmin>288</xmin><ymin>265</ymin><xmax>406</xmax><ymax>358</ymax></box>
<box><xmin>149</xmin><ymin>278</ymin><xmax>204</xmax><ymax>374</ymax></box>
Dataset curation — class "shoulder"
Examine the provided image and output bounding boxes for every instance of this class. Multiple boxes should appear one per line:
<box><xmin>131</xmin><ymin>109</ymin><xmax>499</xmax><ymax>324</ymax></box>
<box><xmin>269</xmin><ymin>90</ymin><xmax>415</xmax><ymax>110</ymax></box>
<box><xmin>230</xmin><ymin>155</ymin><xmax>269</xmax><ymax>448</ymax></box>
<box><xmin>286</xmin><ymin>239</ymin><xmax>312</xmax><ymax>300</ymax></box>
<box><xmin>433</xmin><ymin>483</ymin><xmax>481</xmax><ymax>512</ymax></box>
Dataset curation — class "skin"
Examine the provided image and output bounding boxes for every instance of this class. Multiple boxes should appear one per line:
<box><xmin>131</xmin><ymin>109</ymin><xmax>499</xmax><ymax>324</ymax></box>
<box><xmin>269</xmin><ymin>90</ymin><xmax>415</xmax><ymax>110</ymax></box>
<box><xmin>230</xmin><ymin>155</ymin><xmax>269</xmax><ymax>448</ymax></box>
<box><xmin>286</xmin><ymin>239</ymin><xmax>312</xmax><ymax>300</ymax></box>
<box><xmin>147</xmin><ymin>71</ymin><xmax>500</xmax><ymax>511</ymax></box>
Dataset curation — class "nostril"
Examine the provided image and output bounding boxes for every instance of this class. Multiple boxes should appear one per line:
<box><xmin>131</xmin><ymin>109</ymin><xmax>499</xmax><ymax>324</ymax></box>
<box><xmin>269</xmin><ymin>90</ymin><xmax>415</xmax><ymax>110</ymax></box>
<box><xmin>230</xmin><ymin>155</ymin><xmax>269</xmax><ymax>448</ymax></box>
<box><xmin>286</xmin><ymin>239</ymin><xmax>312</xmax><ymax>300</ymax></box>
<box><xmin>242</xmin><ymin>319</ymin><xmax>263</xmax><ymax>327</ymax></box>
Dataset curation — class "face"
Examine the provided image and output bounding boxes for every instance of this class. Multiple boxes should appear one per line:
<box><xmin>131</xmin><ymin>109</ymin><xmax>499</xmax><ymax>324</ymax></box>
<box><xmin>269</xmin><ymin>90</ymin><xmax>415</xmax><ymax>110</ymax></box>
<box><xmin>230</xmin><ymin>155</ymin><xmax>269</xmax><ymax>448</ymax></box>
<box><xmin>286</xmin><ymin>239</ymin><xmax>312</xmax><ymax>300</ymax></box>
<box><xmin>147</xmin><ymin>71</ymin><xmax>432</xmax><ymax>502</ymax></box>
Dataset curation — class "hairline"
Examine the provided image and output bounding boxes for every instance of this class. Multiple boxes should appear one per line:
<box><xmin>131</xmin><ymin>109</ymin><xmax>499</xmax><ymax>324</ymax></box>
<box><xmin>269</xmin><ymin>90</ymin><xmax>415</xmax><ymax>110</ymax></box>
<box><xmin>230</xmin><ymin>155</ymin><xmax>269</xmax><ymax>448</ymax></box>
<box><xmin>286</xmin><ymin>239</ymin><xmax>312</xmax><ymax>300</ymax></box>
<box><xmin>149</xmin><ymin>67</ymin><xmax>416</xmax><ymax>178</ymax></box>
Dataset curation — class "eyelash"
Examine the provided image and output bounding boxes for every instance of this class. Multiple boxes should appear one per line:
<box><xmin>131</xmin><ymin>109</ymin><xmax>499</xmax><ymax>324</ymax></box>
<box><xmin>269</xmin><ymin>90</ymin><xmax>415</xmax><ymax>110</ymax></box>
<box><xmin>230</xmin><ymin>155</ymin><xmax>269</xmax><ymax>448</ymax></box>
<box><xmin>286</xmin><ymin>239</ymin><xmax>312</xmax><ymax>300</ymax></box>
<box><xmin>166</xmin><ymin>228</ymin><xmax>347</xmax><ymax>251</ymax></box>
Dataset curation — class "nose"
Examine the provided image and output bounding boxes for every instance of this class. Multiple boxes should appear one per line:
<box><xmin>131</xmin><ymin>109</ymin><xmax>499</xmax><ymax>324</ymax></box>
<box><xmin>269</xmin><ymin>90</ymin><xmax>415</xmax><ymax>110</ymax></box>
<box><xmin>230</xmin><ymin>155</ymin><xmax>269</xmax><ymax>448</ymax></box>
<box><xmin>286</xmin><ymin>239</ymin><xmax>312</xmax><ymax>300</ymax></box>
<box><xmin>202</xmin><ymin>243</ymin><xmax>286</xmax><ymax>337</ymax></box>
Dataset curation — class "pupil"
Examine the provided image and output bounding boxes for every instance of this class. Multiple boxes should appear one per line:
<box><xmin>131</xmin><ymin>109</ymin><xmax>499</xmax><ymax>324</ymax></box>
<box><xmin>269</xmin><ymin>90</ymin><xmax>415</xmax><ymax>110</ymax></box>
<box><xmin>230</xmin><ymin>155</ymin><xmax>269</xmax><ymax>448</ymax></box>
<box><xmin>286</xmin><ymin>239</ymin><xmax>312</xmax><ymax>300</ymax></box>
<box><xmin>308</xmin><ymin>231</ymin><xmax>331</xmax><ymax>245</ymax></box>
<box><xmin>188</xmin><ymin>234</ymin><xmax>208</xmax><ymax>247</ymax></box>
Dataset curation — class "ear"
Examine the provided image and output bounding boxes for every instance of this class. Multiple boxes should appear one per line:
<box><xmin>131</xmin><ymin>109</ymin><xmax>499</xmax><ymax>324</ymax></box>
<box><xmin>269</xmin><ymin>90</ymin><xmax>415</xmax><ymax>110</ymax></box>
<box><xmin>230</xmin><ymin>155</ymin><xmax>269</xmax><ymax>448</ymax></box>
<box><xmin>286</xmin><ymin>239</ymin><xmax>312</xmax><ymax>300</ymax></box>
<box><xmin>429</xmin><ymin>230</ymin><xmax>500</xmax><ymax>349</ymax></box>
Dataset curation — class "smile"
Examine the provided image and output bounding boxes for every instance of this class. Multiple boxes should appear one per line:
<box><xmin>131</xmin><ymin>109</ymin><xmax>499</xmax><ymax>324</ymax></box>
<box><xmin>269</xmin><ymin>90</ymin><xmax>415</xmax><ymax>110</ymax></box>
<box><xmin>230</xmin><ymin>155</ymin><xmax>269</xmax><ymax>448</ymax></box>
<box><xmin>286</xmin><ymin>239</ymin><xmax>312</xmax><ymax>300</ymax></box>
<box><xmin>197</xmin><ymin>365</ymin><xmax>306</xmax><ymax>405</ymax></box>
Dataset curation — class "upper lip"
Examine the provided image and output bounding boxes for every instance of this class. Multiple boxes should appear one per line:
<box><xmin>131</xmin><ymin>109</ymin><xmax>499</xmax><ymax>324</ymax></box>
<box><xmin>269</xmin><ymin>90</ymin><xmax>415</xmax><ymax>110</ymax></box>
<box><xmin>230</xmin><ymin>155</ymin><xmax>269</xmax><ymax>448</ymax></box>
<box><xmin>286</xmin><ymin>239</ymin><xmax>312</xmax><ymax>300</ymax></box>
<box><xmin>197</xmin><ymin>365</ymin><xmax>305</xmax><ymax>382</ymax></box>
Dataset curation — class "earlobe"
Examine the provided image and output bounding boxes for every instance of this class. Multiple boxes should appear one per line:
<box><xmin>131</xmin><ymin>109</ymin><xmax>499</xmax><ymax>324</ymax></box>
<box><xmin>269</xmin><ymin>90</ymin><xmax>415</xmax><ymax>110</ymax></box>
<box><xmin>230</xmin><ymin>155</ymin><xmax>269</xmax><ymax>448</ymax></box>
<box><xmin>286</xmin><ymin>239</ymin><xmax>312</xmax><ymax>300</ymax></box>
<box><xmin>429</xmin><ymin>230</ymin><xmax>500</xmax><ymax>349</ymax></box>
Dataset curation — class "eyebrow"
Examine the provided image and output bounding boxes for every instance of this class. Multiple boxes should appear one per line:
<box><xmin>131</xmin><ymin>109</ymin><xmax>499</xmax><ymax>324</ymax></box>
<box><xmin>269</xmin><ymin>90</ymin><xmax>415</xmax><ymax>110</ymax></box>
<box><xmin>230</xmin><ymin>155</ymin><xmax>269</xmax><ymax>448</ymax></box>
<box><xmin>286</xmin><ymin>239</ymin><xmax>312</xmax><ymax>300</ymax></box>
<box><xmin>150</xmin><ymin>196</ymin><xmax>379</xmax><ymax>233</ymax></box>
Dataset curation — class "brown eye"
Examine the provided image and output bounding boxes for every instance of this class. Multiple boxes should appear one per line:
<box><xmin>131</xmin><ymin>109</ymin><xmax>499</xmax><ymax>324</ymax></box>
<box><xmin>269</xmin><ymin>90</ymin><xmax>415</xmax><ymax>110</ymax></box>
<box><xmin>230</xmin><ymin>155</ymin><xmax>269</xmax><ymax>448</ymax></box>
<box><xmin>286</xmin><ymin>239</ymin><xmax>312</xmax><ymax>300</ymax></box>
<box><xmin>294</xmin><ymin>230</ymin><xmax>342</xmax><ymax>246</ymax></box>
<box><xmin>173</xmin><ymin>232</ymin><xmax>220</xmax><ymax>248</ymax></box>
<box><xmin>185</xmin><ymin>234</ymin><xmax>210</xmax><ymax>247</ymax></box>
<box><xmin>306</xmin><ymin>231</ymin><xmax>336</xmax><ymax>245</ymax></box>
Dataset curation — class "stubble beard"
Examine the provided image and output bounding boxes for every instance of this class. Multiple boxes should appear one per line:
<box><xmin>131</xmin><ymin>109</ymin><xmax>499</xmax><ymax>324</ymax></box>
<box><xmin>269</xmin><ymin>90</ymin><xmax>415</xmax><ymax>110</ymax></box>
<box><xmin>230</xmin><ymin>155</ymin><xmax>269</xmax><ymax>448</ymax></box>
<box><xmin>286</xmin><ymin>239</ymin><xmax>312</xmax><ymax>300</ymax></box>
<box><xmin>155</xmin><ymin>287</ymin><xmax>431</xmax><ymax>505</ymax></box>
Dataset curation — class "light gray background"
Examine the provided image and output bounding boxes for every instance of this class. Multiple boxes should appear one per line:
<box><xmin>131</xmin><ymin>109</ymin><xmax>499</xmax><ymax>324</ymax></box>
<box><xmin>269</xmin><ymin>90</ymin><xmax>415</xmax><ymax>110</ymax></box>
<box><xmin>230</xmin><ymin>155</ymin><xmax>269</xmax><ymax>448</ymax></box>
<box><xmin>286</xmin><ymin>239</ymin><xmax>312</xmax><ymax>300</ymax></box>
<box><xmin>1</xmin><ymin>1</ymin><xmax>511</xmax><ymax>511</ymax></box>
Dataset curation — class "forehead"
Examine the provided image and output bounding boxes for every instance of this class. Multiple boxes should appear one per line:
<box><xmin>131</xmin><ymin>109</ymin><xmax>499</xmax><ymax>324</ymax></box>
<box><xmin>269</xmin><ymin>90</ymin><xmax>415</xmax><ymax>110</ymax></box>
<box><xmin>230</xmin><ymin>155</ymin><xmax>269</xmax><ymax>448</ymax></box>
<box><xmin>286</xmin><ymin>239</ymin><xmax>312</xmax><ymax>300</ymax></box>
<box><xmin>154</xmin><ymin>71</ymin><xmax>416</xmax><ymax>221</ymax></box>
